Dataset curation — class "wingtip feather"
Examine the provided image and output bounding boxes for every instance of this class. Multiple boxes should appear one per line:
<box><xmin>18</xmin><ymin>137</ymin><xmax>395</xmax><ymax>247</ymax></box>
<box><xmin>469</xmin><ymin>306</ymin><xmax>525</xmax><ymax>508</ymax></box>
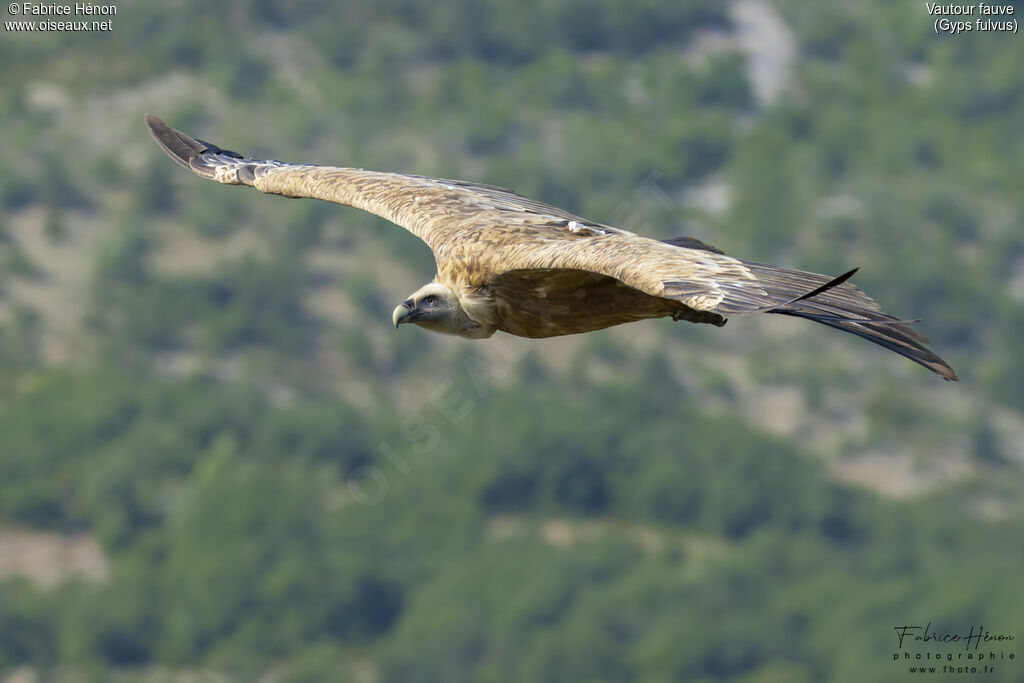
<box><xmin>144</xmin><ymin>113</ymin><xmax>208</xmax><ymax>172</ymax></box>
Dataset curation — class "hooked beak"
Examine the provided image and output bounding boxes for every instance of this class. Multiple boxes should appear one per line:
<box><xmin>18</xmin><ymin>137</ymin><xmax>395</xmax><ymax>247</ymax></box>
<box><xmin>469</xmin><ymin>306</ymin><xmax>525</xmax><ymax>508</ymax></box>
<box><xmin>392</xmin><ymin>299</ymin><xmax>416</xmax><ymax>328</ymax></box>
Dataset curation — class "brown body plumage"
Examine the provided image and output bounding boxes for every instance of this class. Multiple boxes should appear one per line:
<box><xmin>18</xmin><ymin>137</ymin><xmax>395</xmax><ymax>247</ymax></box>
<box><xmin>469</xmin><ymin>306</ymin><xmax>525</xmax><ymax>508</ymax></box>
<box><xmin>145</xmin><ymin>114</ymin><xmax>957</xmax><ymax>381</ymax></box>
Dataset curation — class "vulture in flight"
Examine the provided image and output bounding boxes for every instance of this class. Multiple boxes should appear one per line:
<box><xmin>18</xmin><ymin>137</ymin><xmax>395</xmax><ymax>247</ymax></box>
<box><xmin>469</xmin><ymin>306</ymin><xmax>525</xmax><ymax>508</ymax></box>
<box><xmin>145</xmin><ymin>115</ymin><xmax>957</xmax><ymax>381</ymax></box>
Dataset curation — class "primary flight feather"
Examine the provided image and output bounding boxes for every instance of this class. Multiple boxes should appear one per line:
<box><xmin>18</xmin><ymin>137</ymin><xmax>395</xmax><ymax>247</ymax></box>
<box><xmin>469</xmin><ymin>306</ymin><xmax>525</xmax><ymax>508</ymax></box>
<box><xmin>144</xmin><ymin>114</ymin><xmax>957</xmax><ymax>381</ymax></box>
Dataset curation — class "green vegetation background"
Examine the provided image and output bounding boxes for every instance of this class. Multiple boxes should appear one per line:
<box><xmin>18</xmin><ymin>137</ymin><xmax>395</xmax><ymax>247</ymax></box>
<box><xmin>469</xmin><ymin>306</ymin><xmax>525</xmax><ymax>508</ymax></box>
<box><xmin>1</xmin><ymin>0</ymin><xmax>1023</xmax><ymax>680</ymax></box>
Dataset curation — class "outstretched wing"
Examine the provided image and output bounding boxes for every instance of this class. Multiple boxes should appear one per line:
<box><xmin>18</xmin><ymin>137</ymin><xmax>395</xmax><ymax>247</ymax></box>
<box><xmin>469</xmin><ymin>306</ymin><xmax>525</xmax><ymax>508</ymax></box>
<box><xmin>145</xmin><ymin>114</ymin><xmax>595</xmax><ymax>253</ymax></box>
<box><xmin>477</xmin><ymin>227</ymin><xmax>957</xmax><ymax>380</ymax></box>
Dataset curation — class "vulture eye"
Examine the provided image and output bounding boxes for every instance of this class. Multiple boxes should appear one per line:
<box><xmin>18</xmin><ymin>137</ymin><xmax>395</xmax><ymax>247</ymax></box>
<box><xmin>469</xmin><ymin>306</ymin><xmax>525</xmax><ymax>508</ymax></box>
<box><xmin>424</xmin><ymin>295</ymin><xmax>439</xmax><ymax>305</ymax></box>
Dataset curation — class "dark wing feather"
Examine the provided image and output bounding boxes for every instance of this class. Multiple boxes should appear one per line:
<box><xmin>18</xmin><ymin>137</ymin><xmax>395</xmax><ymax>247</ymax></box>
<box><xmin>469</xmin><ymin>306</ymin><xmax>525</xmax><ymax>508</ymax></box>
<box><xmin>661</xmin><ymin>235</ymin><xmax>726</xmax><ymax>254</ymax></box>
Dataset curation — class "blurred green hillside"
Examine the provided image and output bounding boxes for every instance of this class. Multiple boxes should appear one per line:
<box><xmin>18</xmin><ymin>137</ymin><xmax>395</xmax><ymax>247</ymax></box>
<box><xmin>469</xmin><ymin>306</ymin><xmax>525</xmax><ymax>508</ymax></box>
<box><xmin>1</xmin><ymin>0</ymin><xmax>1023</xmax><ymax>681</ymax></box>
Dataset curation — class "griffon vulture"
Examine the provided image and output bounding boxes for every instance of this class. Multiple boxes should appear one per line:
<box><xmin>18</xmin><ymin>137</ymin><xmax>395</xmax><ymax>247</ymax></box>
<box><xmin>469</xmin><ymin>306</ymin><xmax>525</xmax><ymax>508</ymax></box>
<box><xmin>145</xmin><ymin>115</ymin><xmax>957</xmax><ymax>381</ymax></box>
